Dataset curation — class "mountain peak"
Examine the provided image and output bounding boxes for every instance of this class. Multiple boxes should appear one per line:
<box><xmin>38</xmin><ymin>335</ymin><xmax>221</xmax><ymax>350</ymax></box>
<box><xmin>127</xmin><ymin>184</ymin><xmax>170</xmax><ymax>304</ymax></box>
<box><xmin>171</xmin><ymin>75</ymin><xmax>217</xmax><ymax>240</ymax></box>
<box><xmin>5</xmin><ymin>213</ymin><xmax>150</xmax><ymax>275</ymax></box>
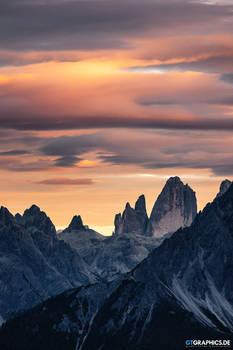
<box><xmin>0</xmin><ymin>206</ymin><xmax>14</xmax><ymax>227</ymax></box>
<box><xmin>23</xmin><ymin>205</ymin><xmax>44</xmax><ymax>220</ymax></box>
<box><xmin>125</xmin><ymin>202</ymin><xmax>132</xmax><ymax>210</ymax></box>
<box><xmin>22</xmin><ymin>205</ymin><xmax>56</xmax><ymax>235</ymax></box>
<box><xmin>64</xmin><ymin>215</ymin><xmax>86</xmax><ymax>232</ymax></box>
<box><xmin>216</xmin><ymin>179</ymin><xmax>232</xmax><ymax>199</ymax></box>
<box><xmin>135</xmin><ymin>194</ymin><xmax>147</xmax><ymax>214</ymax></box>
<box><xmin>217</xmin><ymin>180</ymin><xmax>233</xmax><ymax>206</ymax></box>
<box><xmin>29</xmin><ymin>204</ymin><xmax>41</xmax><ymax>212</ymax></box>
<box><xmin>23</xmin><ymin>204</ymin><xmax>43</xmax><ymax>218</ymax></box>
<box><xmin>147</xmin><ymin>177</ymin><xmax>197</xmax><ymax>237</ymax></box>
<box><xmin>114</xmin><ymin>195</ymin><xmax>148</xmax><ymax>235</ymax></box>
<box><xmin>166</xmin><ymin>176</ymin><xmax>182</xmax><ymax>184</ymax></box>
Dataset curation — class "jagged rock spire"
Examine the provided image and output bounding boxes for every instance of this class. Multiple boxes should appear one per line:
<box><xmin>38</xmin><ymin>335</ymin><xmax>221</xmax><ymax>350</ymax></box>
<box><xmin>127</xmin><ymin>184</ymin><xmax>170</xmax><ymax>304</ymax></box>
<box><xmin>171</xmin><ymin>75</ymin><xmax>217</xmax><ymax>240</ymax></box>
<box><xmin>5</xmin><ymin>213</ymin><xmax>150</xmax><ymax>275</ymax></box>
<box><xmin>135</xmin><ymin>195</ymin><xmax>147</xmax><ymax>214</ymax></box>
<box><xmin>147</xmin><ymin>176</ymin><xmax>197</xmax><ymax>237</ymax></box>
<box><xmin>114</xmin><ymin>195</ymin><xmax>148</xmax><ymax>235</ymax></box>
<box><xmin>64</xmin><ymin>215</ymin><xmax>86</xmax><ymax>232</ymax></box>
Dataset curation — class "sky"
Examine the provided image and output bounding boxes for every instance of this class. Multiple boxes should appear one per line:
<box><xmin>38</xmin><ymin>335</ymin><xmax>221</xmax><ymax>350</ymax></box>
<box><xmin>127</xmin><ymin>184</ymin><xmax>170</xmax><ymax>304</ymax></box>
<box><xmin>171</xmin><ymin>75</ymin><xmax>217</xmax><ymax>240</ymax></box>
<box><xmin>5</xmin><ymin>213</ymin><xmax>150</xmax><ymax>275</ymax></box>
<box><xmin>0</xmin><ymin>0</ymin><xmax>233</xmax><ymax>234</ymax></box>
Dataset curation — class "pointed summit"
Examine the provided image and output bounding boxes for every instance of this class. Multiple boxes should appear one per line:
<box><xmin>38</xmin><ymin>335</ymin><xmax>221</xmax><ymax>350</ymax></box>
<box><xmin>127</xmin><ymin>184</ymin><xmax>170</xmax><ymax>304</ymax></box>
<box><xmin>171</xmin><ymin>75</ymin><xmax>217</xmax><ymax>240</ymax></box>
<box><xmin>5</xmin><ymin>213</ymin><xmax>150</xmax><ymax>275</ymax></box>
<box><xmin>147</xmin><ymin>176</ymin><xmax>197</xmax><ymax>237</ymax></box>
<box><xmin>135</xmin><ymin>194</ymin><xmax>147</xmax><ymax>214</ymax></box>
<box><xmin>114</xmin><ymin>195</ymin><xmax>148</xmax><ymax>235</ymax></box>
<box><xmin>114</xmin><ymin>203</ymin><xmax>134</xmax><ymax>235</ymax></box>
<box><xmin>22</xmin><ymin>205</ymin><xmax>56</xmax><ymax>236</ymax></box>
<box><xmin>134</xmin><ymin>194</ymin><xmax>148</xmax><ymax>232</ymax></box>
<box><xmin>216</xmin><ymin>179</ymin><xmax>232</xmax><ymax>199</ymax></box>
<box><xmin>64</xmin><ymin>215</ymin><xmax>86</xmax><ymax>233</ymax></box>
<box><xmin>25</xmin><ymin>204</ymin><xmax>41</xmax><ymax>215</ymax></box>
<box><xmin>166</xmin><ymin>176</ymin><xmax>182</xmax><ymax>184</ymax></box>
<box><xmin>125</xmin><ymin>202</ymin><xmax>131</xmax><ymax>210</ymax></box>
<box><xmin>0</xmin><ymin>206</ymin><xmax>14</xmax><ymax>227</ymax></box>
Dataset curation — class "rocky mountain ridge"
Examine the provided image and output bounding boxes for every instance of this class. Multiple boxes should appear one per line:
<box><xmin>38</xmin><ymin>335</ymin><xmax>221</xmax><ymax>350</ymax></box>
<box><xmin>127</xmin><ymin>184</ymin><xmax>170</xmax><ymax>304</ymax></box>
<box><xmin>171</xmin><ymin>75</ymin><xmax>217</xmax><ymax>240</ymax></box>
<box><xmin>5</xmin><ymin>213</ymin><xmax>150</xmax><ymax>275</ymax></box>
<box><xmin>0</xmin><ymin>205</ymin><xmax>97</xmax><ymax>321</ymax></box>
<box><xmin>0</xmin><ymin>178</ymin><xmax>230</xmax><ymax>323</ymax></box>
<box><xmin>1</xmin><ymin>180</ymin><xmax>233</xmax><ymax>349</ymax></box>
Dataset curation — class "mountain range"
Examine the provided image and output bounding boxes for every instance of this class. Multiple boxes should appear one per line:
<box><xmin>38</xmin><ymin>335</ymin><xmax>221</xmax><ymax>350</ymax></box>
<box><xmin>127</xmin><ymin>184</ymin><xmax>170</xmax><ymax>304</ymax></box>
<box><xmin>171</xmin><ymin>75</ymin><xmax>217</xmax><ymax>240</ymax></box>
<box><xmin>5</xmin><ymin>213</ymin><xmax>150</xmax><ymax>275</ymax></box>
<box><xmin>0</xmin><ymin>177</ymin><xmax>232</xmax><ymax>350</ymax></box>
<box><xmin>58</xmin><ymin>177</ymin><xmax>197</xmax><ymax>281</ymax></box>
<box><xmin>0</xmin><ymin>205</ymin><xmax>97</xmax><ymax>321</ymax></box>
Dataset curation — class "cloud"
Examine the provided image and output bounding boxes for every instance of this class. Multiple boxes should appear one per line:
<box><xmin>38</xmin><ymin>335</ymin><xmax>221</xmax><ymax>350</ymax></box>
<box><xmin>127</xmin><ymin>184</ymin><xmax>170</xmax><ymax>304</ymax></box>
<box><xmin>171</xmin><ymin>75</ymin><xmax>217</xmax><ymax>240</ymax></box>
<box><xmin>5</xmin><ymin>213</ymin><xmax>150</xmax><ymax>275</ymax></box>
<box><xmin>220</xmin><ymin>73</ymin><xmax>233</xmax><ymax>84</ymax></box>
<box><xmin>100</xmin><ymin>149</ymin><xmax>233</xmax><ymax>176</ymax></box>
<box><xmin>35</xmin><ymin>129</ymin><xmax>233</xmax><ymax>175</ymax></box>
<box><xmin>1</xmin><ymin>128</ymin><xmax>233</xmax><ymax>175</ymax></box>
<box><xmin>0</xmin><ymin>157</ymin><xmax>51</xmax><ymax>172</ymax></box>
<box><xmin>0</xmin><ymin>51</ymin><xmax>81</xmax><ymax>67</ymax></box>
<box><xmin>0</xmin><ymin>149</ymin><xmax>31</xmax><ymax>156</ymax></box>
<box><xmin>40</xmin><ymin>133</ymin><xmax>101</xmax><ymax>156</ymax></box>
<box><xmin>0</xmin><ymin>0</ymin><xmax>232</xmax><ymax>52</ymax></box>
<box><xmin>54</xmin><ymin>155</ymin><xmax>82</xmax><ymax>167</ymax></box>
<box><xmin>126</xmin><ymin>55</ymin><xmax>233</xmax><ymax>75</ymax></box>
<box><xmin>211</xmin><ymin>164</ymin><xmax>233</xmax><ymax>175</ymax></box>
<box><xmin>137</xmin><ymin>95</ymin><xmax>233</xmax><ymax>106</ymax></box>
<box><xmin>2</xmin><ymin>114</ymin><xmax>233</xmax><ymax>131</ymax></box>
<box><xmin>138</xmin><ymin>98</ymin><xmax>176</xmax><ymax>106</ymax></box>
<box><xmin>0</xmin><ymin>0</ymin><xmax>233</xmax><ymax>178</ymax></box>
<box><xmin>36</xmin><ymin>177</ymin><xmax>95</xmax><ymax>185</ymax></box>
<box><xmin>1</xmin><ymin>47</ymin><xmax>233</xmax><ymax>133</ymax></box>
<box><xmin>135</xmin><ymin>34</ymin><xmax>233</xmax><ymax>63</ymax></box>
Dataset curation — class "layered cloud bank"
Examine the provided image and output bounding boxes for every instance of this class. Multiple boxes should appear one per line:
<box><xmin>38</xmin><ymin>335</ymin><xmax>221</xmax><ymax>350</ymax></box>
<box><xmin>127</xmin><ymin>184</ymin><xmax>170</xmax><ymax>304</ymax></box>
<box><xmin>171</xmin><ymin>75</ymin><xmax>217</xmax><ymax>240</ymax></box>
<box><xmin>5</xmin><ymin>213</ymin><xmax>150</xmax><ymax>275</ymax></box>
<box><xmin>0</xmin><ymin>0</ymin><xmax>233</xmax><ymax>230</ymax></box>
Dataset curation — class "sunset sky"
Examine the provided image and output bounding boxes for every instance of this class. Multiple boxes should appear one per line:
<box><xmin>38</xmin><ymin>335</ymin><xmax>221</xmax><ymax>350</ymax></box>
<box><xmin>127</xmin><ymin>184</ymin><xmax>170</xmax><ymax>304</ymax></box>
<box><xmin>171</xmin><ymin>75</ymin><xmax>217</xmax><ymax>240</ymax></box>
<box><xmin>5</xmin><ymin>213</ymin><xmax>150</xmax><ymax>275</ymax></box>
<box><xmin>1</xmin><ymin>0</ymin><xmax>233</xmax><ymax>234</ymax></box>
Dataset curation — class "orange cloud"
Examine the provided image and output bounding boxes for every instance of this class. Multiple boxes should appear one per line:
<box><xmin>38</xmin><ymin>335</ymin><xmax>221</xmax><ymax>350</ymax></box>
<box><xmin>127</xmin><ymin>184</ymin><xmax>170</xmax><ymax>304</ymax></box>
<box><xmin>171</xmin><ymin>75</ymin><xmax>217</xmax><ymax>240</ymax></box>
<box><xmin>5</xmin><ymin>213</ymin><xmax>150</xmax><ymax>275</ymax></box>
<box><xmin>77</xmin><ymin>160</ymin><xmax>100</xmax><ymax>168</ymax></box>
<box><xmin>36</xmin><ymin>178</ymin><xmax>95</xmax><ymax>185</ymax></box>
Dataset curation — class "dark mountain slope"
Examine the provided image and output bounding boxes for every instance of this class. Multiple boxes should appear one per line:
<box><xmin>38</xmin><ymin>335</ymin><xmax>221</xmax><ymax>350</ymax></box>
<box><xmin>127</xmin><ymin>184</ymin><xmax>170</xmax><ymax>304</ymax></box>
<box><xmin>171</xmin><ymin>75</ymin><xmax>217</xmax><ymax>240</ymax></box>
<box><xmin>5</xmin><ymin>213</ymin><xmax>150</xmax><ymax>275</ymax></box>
<box><xmin>0</xmin><ymin>205</ymin><xmax>97</xmax><ymax>321</ymax></box>
<box><xmin>1</xmin><ymin>184</ymin><xmax>233</xmax><ymax>349</ymax></box>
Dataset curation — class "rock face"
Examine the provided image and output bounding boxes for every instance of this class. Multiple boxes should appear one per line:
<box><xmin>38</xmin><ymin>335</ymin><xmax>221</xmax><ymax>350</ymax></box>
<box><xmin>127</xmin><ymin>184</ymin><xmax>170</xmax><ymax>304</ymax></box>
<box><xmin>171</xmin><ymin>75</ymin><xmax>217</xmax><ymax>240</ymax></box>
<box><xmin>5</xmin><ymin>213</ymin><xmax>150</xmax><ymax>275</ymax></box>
<box><xmin>114</xmin><ymin>195</ymin><xmax>148</xmax><ymax>235</ymax></box>
<box><xmin>2</xmin><ymin>183</ymin><xmax>233</xmax><ymax>350</ymax></box>
<box><xmin>216</xmin><ymin>179</ymin><xmax>232</xmax><ymax>198</ymax></box>
<box><xmin>135</xmin><ymin>194</ymin><xmax>148</xmax><ymax>231</ymax></box>
<box><xmin>0</xmin><ymin>205</ymin><xmax>97</xmax><ymax>321</ymax></box>
<box><xmin>147</xmin><ymin>176</ymin><xmax>197</xmax><ymax>237</ymax></box>
<box><xmin>60</xmin><ymin>231</ymin><xmax>162</xmax><ymax>281</ymax></box>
